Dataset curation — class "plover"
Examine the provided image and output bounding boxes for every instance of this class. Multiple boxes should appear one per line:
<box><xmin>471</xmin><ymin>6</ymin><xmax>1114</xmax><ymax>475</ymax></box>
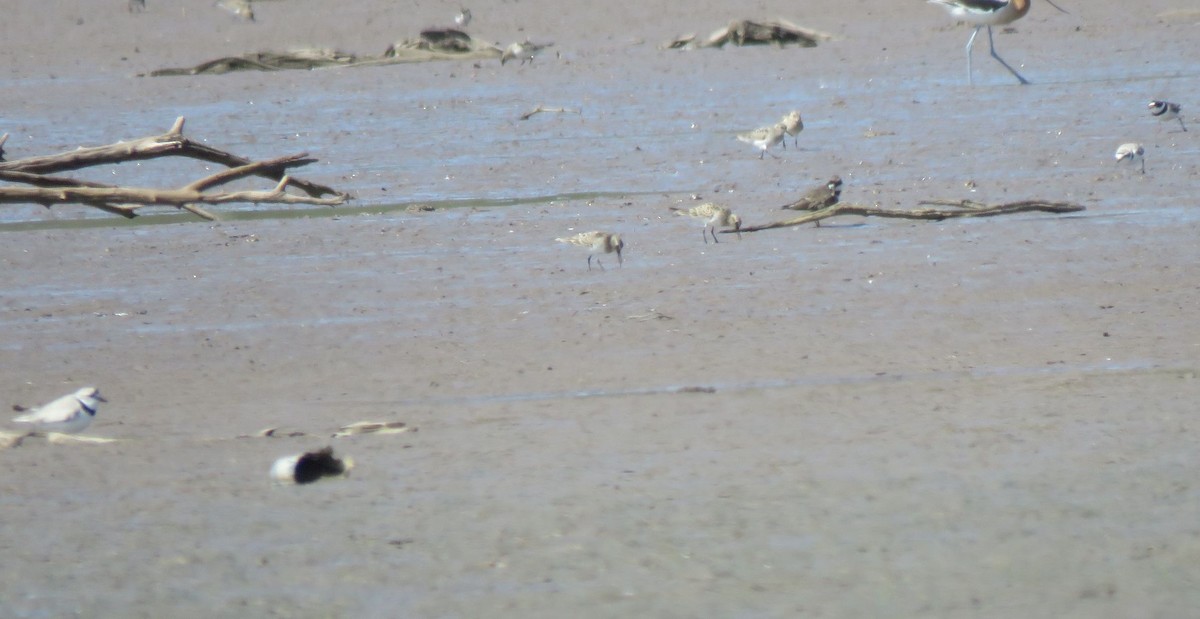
<box><xmin>216</xmin><ymin>0</ymin><xmax>255</xmax><ymax>21</ymax></box>
<box><xmin>555</xmin><ymin>231</ymin><xmax>624</xmax><ymax>271</ymax></box>
<box><xmin>501</xmin><ymin>39</ymin><xmax>552</xmax><ymax>65</ymax></box>
<box><xmin>1114</xmin><ymin>142</ymin><xmax>1145</xmax><ymax>174</ymax></box>
<box><xmin>670</xmin><ymin>203</ymin><xmax>742</xmax><ymax>244</ymax></box>
<box><xmin>737</xmin><ymin>123</ymin><xmax>787</xmax><ymax>159</ymax></box>
<box><xmin>780</xmin><ymin>176</ymin><xmax>843</xmax><ymax>226</ymax></box>
<box><xmin>12</xmin><ymin>387</ymin><xmax>107</xmax><ymax>434</ymax></box>
<box><xmin>780</xmin><ymin>110</ymin><xmax>804</xmax><ymax>148</ymax></box>
<box><xmin>271</xmin><ymin>447</ymin><xmax>353</xmax><ymax>485</ymax></box>
<box><xmin>454</xmin><ymin>8</ymin><xmax>471</xmax><ymax>28</ymax></box>
<box><xmin>927</xmin><ymin>0</ymin><xmax>1068</xmax><ymax>85</ymax></box>
<box><xmin>1148</xmin><ymin>100</ymin><xmax>1186</xmax><ymax>132</ymax></box>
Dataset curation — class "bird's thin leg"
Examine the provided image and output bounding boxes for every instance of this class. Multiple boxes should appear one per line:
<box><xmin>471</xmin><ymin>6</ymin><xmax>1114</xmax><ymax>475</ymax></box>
<box><xmin>702</xmin><ymin>227</ymin><xmax>709</xmax><ymax>244</ymax></box>
<box><xmin>781</xmin><ymin>140</ymin><xmax>787</xmax><ymax>150</ymax></box>
<box><xmin>1179</xmin><ymin>117</ymin><xmax>1188</xmax><ymax>132</ymax></box>
<box><xmin>587</xmin><ymin>255</ymin><xmax>593</xmax><ymax>271</ymax></box>
<box><xmin>758</xmin><ymin>149</ymin><xmax>765</xmax><ymax>160</ymax></box>
<box><xmin>1140</xmin><ymin>159</ymin><xmax>1145</xmax><ymax>174</ymax></box>
<box><xmin>986</xmin><ymin>25</ymin><xmax>1030</xmax><ymax>85</ymax></box>
<box><xmin>710</xmin><ymin>226</ymin><xmax>719</xmax><ymax>244</ymax></box>
<box><xmin>964</xmin><ymin>26</ymin><xmax>981</xmax><ymax>86</ymax></box>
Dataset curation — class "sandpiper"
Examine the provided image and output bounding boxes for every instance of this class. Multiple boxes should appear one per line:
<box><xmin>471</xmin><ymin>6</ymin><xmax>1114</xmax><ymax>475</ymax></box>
<box><xmin>737</xmin><ymin>123</ymin><xmax>787</xmax><ymax>159</ymax></box>
<box><xmin>216</xmin><ymin>0</ymin><xmax>255</xmax><ymax>21</ymax></box>
<box><xmin>501</xmin><ymin>39</ymin><xmax>552</xmax><ymax>65</ymax></box>
<box><xmin>1114</xmin><ymin>143</ymin><xmax>1145</xmax><ymax>174</ymax></box>
<box><xmin>455</xmin><ymin>8</ymin><xmax>472</xmax><ymax>28</ymax></box>
<box><xmin>1148</xmin><ymin>100</ymin><xmax>1186</xmax><ymax>132</ymax></box>
<box><xmin>670</xmin><ymin>203</ymin><xmax>742</xmax><ymax>244</ymax></box>
<box><xmin>780</xmin><ymin>110</ymin><xmax>804</xmax><ymax>148</ymax></box>
<box><xmin>927</xmin><ymin>0</ymin><xmax>1068</xmax><ymax>85</ymax></box>
<box><xmin>12</xmin><ymin>387</ymin><xmax>107</xmax><ymax>434</ymax></box>
<box><xmin>780</xmin><ymin>176</ymin><xmax>843</xmax><ymax>226</ymax></box>
<box><xmin>556</xmin><ymin>231</ymin><xmax>624</xmax><ymax>271</ymax></box>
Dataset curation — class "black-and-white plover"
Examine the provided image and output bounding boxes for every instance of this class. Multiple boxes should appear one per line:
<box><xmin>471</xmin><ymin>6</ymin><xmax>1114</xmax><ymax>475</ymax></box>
<box><xmin>501</xmin><ymin>40</ymin><xmax>552</xmax><ymax>65</ymax></box>
<box><xmin>1148</xmin><ymin>100</ymin><xmax>1186</xmax><ymax>132</ymax></box>
<box><xmin>11</xmin><ymin>387</ymin><xmax>107</xmax><ymax>434</ymax></box>
<box><xmin>1114</xmin><ymin>143</ymin><xmax>1145</xmax><ymax>174</ymax></box>
<box><xmin>556</xmin><ymin>231</ymin><xmax>624</xmax><ymax>271</ymax></box>
<box><xmin>927</xmin><ymin>0</ymin><xmax>1068</xmax><ymax>85</ymax></box>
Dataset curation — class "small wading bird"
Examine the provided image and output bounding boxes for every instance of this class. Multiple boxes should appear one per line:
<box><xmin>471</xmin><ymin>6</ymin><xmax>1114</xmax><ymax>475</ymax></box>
<box><xmin>1148</xmin><ymin>100</ymin><xmax>1187</xmax><ymax>132</ymax></box>
<box><xmin>737</xmin><ymin>123</ymin><xmax>787</xmax><ymax>159</ymax></box>
<box><xmin>12</xmin><ymin>387</ymin><xmax>107</xmax><ymax>434</ymax></box>
<box><xmin>927</xmin><ymin>0</ymin><xmax>1068</xmax><ymax>85</ymax></box>
<box><xmin>780</xmin><ymin>176</ymin><xmax>843</xmax><ymax>227</ymax></box>
<box><xmin>779</xmin><ymin>110</ymin><xmax>804</xmax><ymax>149</ymax></box>
<box><xmin>1114</xmin><ymin>143</ymin><xmax>1145</xmax><ymax>174</ymax></box>
<box><xmin>670</xmin><ymin>203</ymin><xmax>742</xmax><ymax>244</ymax></box>
<box><xmin>556</xmin><ymin>231</ymin><xmax>624</xmax><ymax>271</ymax></box>
<box><xmin>455</xmin><ymin>8</ymin><xmax>471</xmax><ymax>28</ymax></box>
<box><xmin>501</xmin><ymin>39</ymin><xmax>552</xmax><ymax>65</ymax></box>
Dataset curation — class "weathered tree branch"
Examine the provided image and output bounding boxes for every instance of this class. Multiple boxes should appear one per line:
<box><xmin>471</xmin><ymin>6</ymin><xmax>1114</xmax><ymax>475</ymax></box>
<box><xmin>734</xmin><ymin>200</ymin><xmax>1086</xmax><ymax>233</ymax></box>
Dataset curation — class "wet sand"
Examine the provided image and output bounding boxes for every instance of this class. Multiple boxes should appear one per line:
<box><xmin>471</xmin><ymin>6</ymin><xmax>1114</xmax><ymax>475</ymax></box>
<box><xmin>2</xmin><ymin>1</ymin><xmax>1200</xmax><ymax>616</ymax></box>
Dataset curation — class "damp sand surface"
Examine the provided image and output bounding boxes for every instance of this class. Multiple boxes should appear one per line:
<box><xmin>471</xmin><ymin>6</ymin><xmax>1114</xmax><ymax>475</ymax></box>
<box><xmin>2</xmin><ymin>1</ymin><xmax>1200</xmax><ymax>616</ymax></box>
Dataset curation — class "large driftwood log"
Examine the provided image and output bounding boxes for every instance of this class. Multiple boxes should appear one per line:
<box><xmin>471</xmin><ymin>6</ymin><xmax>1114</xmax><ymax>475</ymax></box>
<box><xmin>0</xmin><ymin>117</ymin><xmax>348</xmax><ymax>220</ymax></box>
<box><xmin>734</xmin><ymin>199</ymin><xmax>1086</xmax><ymax>233</ymax></box>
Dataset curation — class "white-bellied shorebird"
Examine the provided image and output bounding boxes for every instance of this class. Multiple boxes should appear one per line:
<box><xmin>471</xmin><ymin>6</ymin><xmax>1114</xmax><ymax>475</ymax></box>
<box><xmin>670</xmin><ymin>203</ymin><xmax>742</xmax><ymax>244</ymax></box>
<box><xmin>1148</xmin><ymin>100</ymin><xmax>1186</xmax><ymax>132</ymax></box>
<box><xmin>556</xmin><ymin>231</ymin><xmax>624</xmax><ymax>270</ymax></box>
<box><xmin>737</xmin><ymin>123</ymin><xmax>787</xmax><ymax>159</ymax></box>
<box><xmin>455</xmin><ymin>8</ymin><xmax>472</xmax><ymax>28</ymax></box>
<box><xmin>780</xmin><ymin>176</ymin><xmax>843</xmax><ymax>226</ymax></box>
<box><xmin>216</xmin><ymin>0</ymin><xmax>255</xmax><ymax>21</ymax></box>
<box><xmin>501</xmin><ymin>39</ymin><xmax>553</xmax><ymax>65</ymax></box>
<box><xmin>12</xmin><ymin>387</ymin><xmax>107</xmax><ymax>434</ymax></box>
<box><xmin>780</xmin><ymin>110</ymin><xmax>804</xmax><ymax>148</ymax></box>
<box><xmin>927</xmin><ymin>0</ymin><xmax>1068</xmax><ymax>85</ymax></box>
<box><xmin>1114</xmin><ymin>143</ymin><xmax>1145</xmax><ymax>174</ymax></box>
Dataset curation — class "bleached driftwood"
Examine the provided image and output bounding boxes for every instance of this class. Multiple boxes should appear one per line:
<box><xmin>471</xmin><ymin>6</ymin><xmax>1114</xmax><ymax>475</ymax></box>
<box><xmin>664</xmin><ymin>19</ymin><xmax>835</xmax><ymax>50</ymax></box>
<box><xmin>734</xmin><ymin>199</ymin><xmax>1086</xmax><ymax>233</ymax></box>
<box><xmin>0</xmin><ymin>117</ymin><xmax>348</xmax><ymax>220</ymax></box>
<box><xmin>518</xmin><ymin>105</ymin><xmax>582</xmax><ymax>121</ymax></box>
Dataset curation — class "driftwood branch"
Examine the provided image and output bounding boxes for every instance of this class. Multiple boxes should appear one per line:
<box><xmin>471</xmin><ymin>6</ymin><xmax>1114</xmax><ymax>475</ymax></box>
<box><xmin>734</xmin><ymin>199</ymin><xmax>1086</xmax><ymax>233</ymax></box>
<box><xmin>519</xmin><ymin>105</ymin><xmax>582</xmax><ymax>121</ymax></box>
<box><xmin>0</xmin><ymin>117</ymin><xmax>348</xmax><ymax>220</ymax></box>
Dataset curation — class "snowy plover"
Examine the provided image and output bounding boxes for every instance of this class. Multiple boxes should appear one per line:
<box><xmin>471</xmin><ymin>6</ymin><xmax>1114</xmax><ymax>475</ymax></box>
<box><xmin>12</xmin><ymin>387</ymin><xmax>107</xmax><ymax>434</ymax></box>
<box><xmin>555</xmin><ymin>231</ymin><xmax>624</xmax><ymax>271</ymax></box>
<box><xmin>1114</xmin><ymin>143</ymin><xmax>1145</xmax><ymax>174</ymax></box>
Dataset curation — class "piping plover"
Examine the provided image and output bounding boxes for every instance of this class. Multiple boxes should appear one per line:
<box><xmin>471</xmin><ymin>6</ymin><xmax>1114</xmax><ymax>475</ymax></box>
<box><xmin>927</xmin><ymin>0</ymin><xmax>1068</xmax><ymax>86</ymax></box>
<box><xmin>271</xmin><ymin>447</ymin><xmax>354</xmax><ymax>484</ymax></box>
<box><xmin>670</xmin><ymin>203</ymin><xmax>742</xmax><ymax>243</ymax></box>
<box><xmin>1148</xmin><ymin>100</ymin><xmax>1186</xmax><ymax>132</ymax></box>
<box><xmin>555</xmin><ymin>231</ymin><xmax>624</xmax><ymax>271</ymax></box>
<box><xmin>12</xmin><ymin>387</ymin><xmax>107</xmax><ymax>434</ymax></box>
<box><xmin>737</xmin><ymin>123</ymin><xmax>786</xmax><ymax>159</ymax></box>
<box><xmin>1114</xmin><ymin>143</ymin><xmax>1145</xmax><ymax>174</ymax></box>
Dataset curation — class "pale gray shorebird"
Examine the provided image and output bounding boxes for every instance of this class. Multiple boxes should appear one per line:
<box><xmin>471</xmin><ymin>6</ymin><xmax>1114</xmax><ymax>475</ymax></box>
<box><xmin>556</xmin><ymin>231</ymin><xmax>624</xmax><ymax>271</ymax></box>
<box><xmin>501</xmin><ymin>39</ymin><xmax>553</xmax><ymax>65</ymax></box>
<box><xmin>454</xmin><ymin>8</ymin><xmax>472</xmax><ymax>28</ymax></box>
<box><xmin>670</xmin><ymin>203</ymin><xmax>742</xmax><ymax>244</ymax></box>
<box><xmin>927</xmin><ymin>0</ymin><xmax>1069</xmax><ymax>85</ymax></box>
<box><xmin>779</xmin><ymin>110</ymin><xmax>804</xmax><ymax>149</ymax></box>
<box><xmin>737</xmin><ymin>123</ymin><xmax>787</xmax><ymax>159</ymax></box>
<box><xmin>1148</xmin><ymin>100</ymin><xmax>1186</xmax><ymax>132</ymax></box>
<box><xmin>780</xmin><ymin>176</ymin><xmax>843</xmax><ymax>227</ymax></box>
<box><xmin>216</xmin><ymin>0</ymin><xmax>255</xmax><ymax>21</ymax></box>
<box><xmin>12</xmin><ymin>387</ymin><xmax>107</xmax><ymax>434</ymax></box>
<box><xmin>1114</xmin><ymin>143</ymin><xmax>1145</xmax><ymax>174</ymax></box>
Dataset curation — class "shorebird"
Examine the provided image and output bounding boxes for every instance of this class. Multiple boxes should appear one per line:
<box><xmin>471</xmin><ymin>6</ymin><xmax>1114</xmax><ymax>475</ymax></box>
<box><xmin>454</xmin><ymin>8</ymin><xmax>472</xmax><ymax>28</ymax></box>
<box><xmin>780</xmin><ymin>110</ymin><xmax>804</xmax><ymax>148</ymax></box>
<box><xmin>737</xmin><ymin>123</ymin><xmax>787</xmax><ymax>159</ymax></box>
<box><xmin>1114</xmin><ymin>143</ymin><xmax>1145</xmax><ymax>174</ymax></box>
<box><xmin>670</xmin><ymin>203</ymin><xmax>742</xmax><ymax>244</ymax></box>
<box><xmin>501</xmin><ymin>39</ymin><xmax>552</xmax><ymax>65</ymax></box>
<box><xmin>780</xmin><ymin>176</ymin><xmax>843</xmax><ymax>227</ymax></box>
<box><xmin>1148</xmin><ymin>100</ymin><xmax>1187</xmax><ymax>132</ymax></box>
<box><xmin>927</xmin><ymin>0</ymin><xmax>1068</xmax><ymax>85</ymax></box>
<box><xmin>12</xmin><ymin>387</ymin><xmax>107</xmax><ymax>434</ymax></box>
<box><xmin>216</xmin><ymin>0</ymin><xmax>255</xmax><ymax>21</ymax></box>
<box><xmin>271</xmin><ymin>447</ymin><xmax>353</xmax><ymax>485</ymax></box>
<box><xmin>556</xmin><ymin>231</ymin><xmax>624</xmax><ymax>271</ymax></box>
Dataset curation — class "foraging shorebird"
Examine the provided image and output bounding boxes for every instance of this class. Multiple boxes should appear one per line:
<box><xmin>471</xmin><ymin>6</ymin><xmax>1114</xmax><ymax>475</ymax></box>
<box><xmin>780</xmin><ymin>176</ymin><xmax>843</xmax><ymax>226</ymax></box>
<box><xmin>670</xmin><ymin>203</ymin><xmax>742</xmax><ymax>244</ymax></box>
<box><xmin>501</xmin><ymin>39</ymin><xmax>552</xmax><ymax>65</ymax></box>
<box><xmin>927</xmin><ymin>0</ymin><xmax>1068</xmax><ymax>85</ymax></box>
<box><xmin>454</xmin><ymin>8</ymin><xmax>472</xmax><ymax>28</ymax></box>
<box><xmin>1148</xmin><ymin>100</ymin><xmax>1186</xmax><ymax>132</ymax></box>
<box><xmin>737</xmin><ymin>123</ymin><xmax>787</xmax><ymax>159</ymax></box>
<box><xmin>1114</xmin><ymin>143</ymin><xmax>1145</xmax><ymax>174</ymax></box>
<box><xmin>779</xmin><ymin>110</ymin><xmax>804</xmax><ymax>148</ymax></box>
<box><xmin>12</xmin><ymin>387</ymin><xmax>107</xmax><ymax>434</ymax></box>
<box><xmin>556</xmin><ymin>231</ymin><xmax>624</xmax><ymax>271</ymax></box>
<box><xmin>216</xmin><ymin>0</ymin><xmax>255</xmax><ymax>21</ymax></box>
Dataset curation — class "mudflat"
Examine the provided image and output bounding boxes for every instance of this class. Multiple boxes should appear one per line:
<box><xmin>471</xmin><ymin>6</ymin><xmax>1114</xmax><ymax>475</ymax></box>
<box><xmin>2</xmin><ymin>1</ymin><xmax>1199</xmax><ymax>616</ymax></box>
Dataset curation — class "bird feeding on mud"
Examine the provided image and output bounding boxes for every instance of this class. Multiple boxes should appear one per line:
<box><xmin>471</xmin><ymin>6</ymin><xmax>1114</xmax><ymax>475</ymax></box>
<box><xmin>555</xmin><ymin>231</ymin><xmax>624</xmax><ymax>271</ymax></box>
<box><xmin>1114</xmin><ymin>143</ymin><xmax>1145</xmax><ymax>174</ymax></box>
<box><xmin>737</xmin><ymin>123</ymin><xmax>787</xmax><ymax>159</ymax></box>
<box><xmin>670</xmin><ymin>203</ymin><xmax>742</xmax><ymax>244</ymax></box>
